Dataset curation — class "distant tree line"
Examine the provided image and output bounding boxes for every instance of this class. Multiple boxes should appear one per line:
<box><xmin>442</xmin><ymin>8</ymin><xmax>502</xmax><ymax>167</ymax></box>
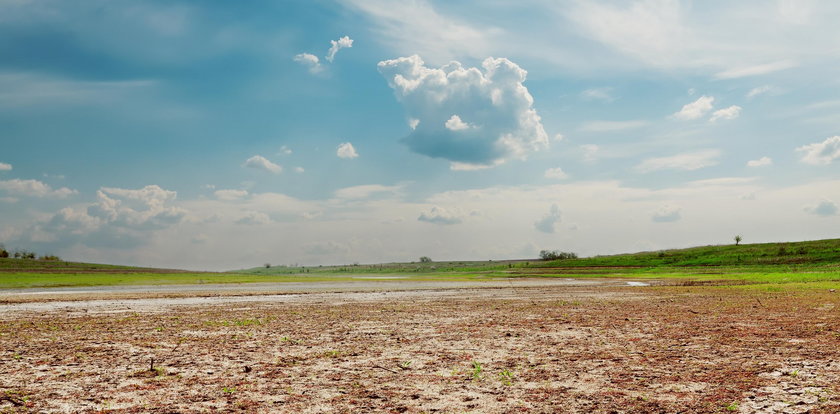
<box><xmin>539</xmin><ymin>250</ymin><xmax>578</xmax><ymax>261</ymax></box>
<box><xmin>0</xmin><ymin>244</ymin><xmax>60</xmax><ymax>260</ymax></box>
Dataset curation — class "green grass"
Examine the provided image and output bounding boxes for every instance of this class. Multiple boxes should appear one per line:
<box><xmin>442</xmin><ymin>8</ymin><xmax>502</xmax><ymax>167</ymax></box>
<box><xmin>2</xmin><ymin>238</ymin><xmax>839</xmax><ymax>289</ymax></box>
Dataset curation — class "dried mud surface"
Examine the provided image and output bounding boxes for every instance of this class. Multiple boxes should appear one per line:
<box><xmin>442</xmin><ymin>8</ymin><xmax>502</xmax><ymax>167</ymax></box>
<box><xmin>0</xmin><ymin>284</ymin><xmax>839</xmax><ymax>413</ymax></box>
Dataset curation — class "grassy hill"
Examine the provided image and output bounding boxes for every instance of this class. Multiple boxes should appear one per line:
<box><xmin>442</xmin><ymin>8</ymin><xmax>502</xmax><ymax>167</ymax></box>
<box><xmin>0</xmin><ymin>257</ymin><xmax>196</xmax><ymax>274</ymax></box>
<box><xmin>531</xmin><ymin>238</ymin><xmax>840</xmax><ymax>269</ymax></box>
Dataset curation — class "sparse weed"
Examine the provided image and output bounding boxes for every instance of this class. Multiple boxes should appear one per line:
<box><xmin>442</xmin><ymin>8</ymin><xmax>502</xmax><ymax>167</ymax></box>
<box><xmin>726</xmin><ymin>401</ymin><xmax>739</xmax><ymax>411</ymax></box>
<box><xmin>498</xmin><ymin>368</ymin><xmax>513</xmax><ymax>385</ymax></box>
<box><xmin>470</xmin><ymin>361</ymin><xmax>483</xmax><ymax>380</ymax></box>
<box><xmin>399</xmin><ymin>360</ymin><xmax>413</xmax><ymax>370</ymax></box>
<box><xmin>223</xmin><ymin>386</ymin><xmax>236</xmax><ymax>394</ymax></box>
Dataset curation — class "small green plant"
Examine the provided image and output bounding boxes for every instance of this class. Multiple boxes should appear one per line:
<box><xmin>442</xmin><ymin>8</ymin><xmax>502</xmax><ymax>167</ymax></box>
<box><xmin>223</xmin><ymin>386</ymin><xmax>236</xmax><ymax>394</ymax></box>
<box><xmin>498</xmin><ymin>369</ymin><xmax>513</xmax><ymax>386</ymax></box>
<box><xmin>726</xmin><ymin>401</ymin><xmax>739</xmax><ymax>411</ymax></box>
<box><xmin>399</xmin><ymin>360</ymin><xmax>413</xmax><ymax>370</ymax></box>
<box><xmin>470</xmin><ymin>361</ymin><xmax>483</xmax><ymax>380</ymax></box>
<box><xmin>788</xmin><ymin>369</ymin><xmax>799</xmax><ymax>377</ymax></box>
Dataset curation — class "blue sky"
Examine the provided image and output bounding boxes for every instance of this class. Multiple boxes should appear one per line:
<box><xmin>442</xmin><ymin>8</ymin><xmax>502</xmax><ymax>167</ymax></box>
<box><xmin>1</xmin><ymin>0</ymin><xmax>839</xmax><ymax>270</ymax></box>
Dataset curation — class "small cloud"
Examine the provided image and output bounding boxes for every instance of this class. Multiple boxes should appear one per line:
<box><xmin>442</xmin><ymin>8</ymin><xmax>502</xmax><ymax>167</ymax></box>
<box><xmin>408</xmin><ymin>118</ymin><xmax>420</xmax><ymax>130</ymax></box>
<box><xmin>418</xmin><ymin>206</ymin><xmax>464</xmax><ymax>225</ymax></box>
<box><xmin>301</xmin><ymin>211</ymin><xmax>322</xmax><ymax>220</ymax></box>
<box><xmin>578</xmin><ymin>120</ymin><xmax>649</xmax><ymax>132</ymax></box>
<box><xmin>294</xmin><ymin>166</ymin><xmax>305</xmax><ymax>174</ymax></box>
<box><xmin>214</xmin><ymin>189</ymin><xmax>248</xmax><ymax>201</ymax></box>
<box><xmin>746</xmin><ymin>156</ymin><xmax>773</xmax><ymax>167</ymax></box>
<box><xmin>710</xmin><ymin>105</ymin><xmax>742</xmax><ymax>122</ymax></box>
<box><xmin>278</xmin><ymin>145</ymin><xmax>292</xmax><ymax>155</ymax></box>
<box><xmin>236</xmin><ymin>211</ymin><xmax>271</xmax><ymax>225</ymax></box>
<box><xmin>534</xmin><ymin>204</ymin><xmax>561</xmax><ymax>234</ymax></box>
<box><xmin>544</xmin><ymin>167</ymin><xmax>568</xmax><ymax>180</ymax></box>
<box><xmin>635</xmin><ymin>149</ymin><xmax>720</xmax><ymax>173</ymax></box>
<box><xmin>444</xmin><ymin>114</ymin><xmax>473</xmax><ymax>131</ymax></box>
<box><xmin>552</xmin><ymin>133</ymin><xmax>564</xmax><ymax>142</ymax></box>
<box><xmin>652</xmin><ymin>205</ymin><xmax>681</xmax><ymax>223</ymax></box>
<box><xmin>334</xmin><ymin>184</ymin><xmax>400</xmax><ymax>200</ymax></box>
<box><xmin>0</xmin><ymin>178</ymin><xmax>77</xmax><ymax>198</ymax></box>
<box><xmin>714</xmin><ymin>60</ymin><xmax>797</xmax><ymax>80</ymax></box>
<box><xmin>243</xmin><ymin>155</ymin><xmax>282</xmax><ymax>174</ymax></box>
<box><xmin>304</xmin><ymin>240</ymin><xmax>350</xmax><ymax>255</ymax></box>
<box><xmin>580</xmin><ymin>144</ymin><xmax>599</xmax><ymax>162</ymax></box>
<box><xmin>747</xmin><ymin>85</ymin><xmax>773</xmax><ymax>98</ymax></box>
<box><xmin>805</xmin><ymin>199</ymin><xmax>838</xmax><ymax>216</ymax></box>
<box><xmin>326</xmin><ymin>35</ymin><xmax>353</xmax><ymax>63</ymax></box>
<box><xmin>336</xmin><ymin>142</ymin><xmax>359</xmax><ymax>159</ymax></box>
<box><xmin>687</xmin><ymin>88</ymin><xmax>696</xmax><ymax>96</ymax></box>
<box><xmin>673</xmin><ymin>95</ymin><xmax>714</xmax><ymax>121</ymax></box>
<box><xmin>201</xmin><ymin>184</ymin><xmax>216</xmax><ymax>190</ymax></box>
<box><xmin>797</xmin><ymin>136</ymin><xmax>840</xmax><ymax>165</ymax></box>
<box><xmin>580</xmin><ymin>87</ymin><xmax>615</xmax><ymax>102</ymax></box>
<box><xmin>0</xmin><ymin>162</ymin><xmax>12</xmax><ymax>171</ymax></box>
<box><xmin>293</xmin><ymin>53</ymin><xmax>323</xmax><ymax>74</ymax></box>
<box><xmin>449</xmin><ymin>160</ymin><xmax>502</xmax><ymax>171</ymax></box>
<box><xmin>191</xmin><ymin>234</ymin><xmax>209</xmax><ymax>244</ymax></box>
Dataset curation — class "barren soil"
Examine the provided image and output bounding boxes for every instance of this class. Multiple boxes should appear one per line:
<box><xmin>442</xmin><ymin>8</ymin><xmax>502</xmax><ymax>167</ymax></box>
<box><xmin>0</xmin><ymin>283</ymin><xmax>838</xmax><ymax>413</ymax></box>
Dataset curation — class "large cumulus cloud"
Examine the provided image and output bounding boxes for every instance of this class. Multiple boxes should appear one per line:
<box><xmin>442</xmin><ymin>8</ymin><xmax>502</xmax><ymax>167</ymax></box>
<box><xmin>378</xmin><ymin>55</ymin><xmax>548</xmax><ymax>169</ymax></box>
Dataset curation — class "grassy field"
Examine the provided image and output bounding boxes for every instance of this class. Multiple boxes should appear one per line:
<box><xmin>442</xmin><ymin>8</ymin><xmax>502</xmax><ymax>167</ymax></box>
<box><xmin>1</xmin><ymin>238</ymin><xmax>839</xmax><ymax>288</ymax></box>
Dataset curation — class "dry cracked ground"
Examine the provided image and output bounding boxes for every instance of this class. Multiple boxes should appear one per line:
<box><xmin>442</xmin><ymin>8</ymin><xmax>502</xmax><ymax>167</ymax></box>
<box><xmin>0</xmin><ymin>284</ymin><xmax>839</xmax><ymax>413</ymax></box>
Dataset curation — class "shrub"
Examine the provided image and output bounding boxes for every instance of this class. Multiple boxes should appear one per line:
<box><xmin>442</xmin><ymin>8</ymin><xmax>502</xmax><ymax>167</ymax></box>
<box><xmin>419</xmin><ymin>256</ymin><xmax>432</xmax><ymax>263</ymax></box>
<box><xmin>539</xmin><ymin>250</ymin><xmax>578</xmax><ymax>261</ymax></box>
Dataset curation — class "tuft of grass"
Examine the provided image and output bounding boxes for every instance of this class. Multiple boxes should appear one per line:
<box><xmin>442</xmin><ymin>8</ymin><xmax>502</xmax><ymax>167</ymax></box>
<box><xmin>470</xmin><ymin>361</ymin><xmax>483</xmax><ymax>380</ymax></box>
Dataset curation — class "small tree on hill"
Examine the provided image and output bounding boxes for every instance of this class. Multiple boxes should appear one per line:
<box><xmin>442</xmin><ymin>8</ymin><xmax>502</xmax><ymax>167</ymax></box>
<box><xmin>734</xmin><ymin>235</ymin><xmax>742</xmax><ymax>246</ymax></box>
<box><xmin>419</xmin><ymin>256</ymin><xmax>432</xmax><ymax>263</ymax></box>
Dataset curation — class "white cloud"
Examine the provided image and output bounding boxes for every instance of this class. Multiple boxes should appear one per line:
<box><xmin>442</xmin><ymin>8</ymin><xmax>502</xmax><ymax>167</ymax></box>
<box><xmin>293</xmin><ymin>53</ymin><xmax>323</xmax><ymax>74</ymax></box>
<box><xmin>378</xmin><ymin>55</ymin><xmax>548</xmax><ymax>169</ymax></box>
<box><xmin>553</xmin><ymin>133</ymin><xmax>564</xmax><ymax>142</ymax></box>
<box><xmin>578</xmin><ymin>120</ymin><xmax>649</xmax><ymax>132</ymax></box>
<box><xmin>580</xmin><ymin>87</ymin><xmax>615</xmax><ymax>102</ymax></box>
<box><xmin>278</xmin><ymin>145</ymin><xmax>292</xmax><ymax>155</ymax></box>
<box><xmin>805</xmin><ymin>199</ymin><xmax>838</xmax><ymax>216</ymax></box>
<box><xmin>294</xmin><ymin>166</ymin><xmax>305</xmax><ymax>174</ymax></box>
<box><xmin>236</xmin><ymin>211</ymin><xmax>271</xmax><ymax>225</ymax></box>
<box><xmin>214</xmin><ymin>189</ymin><xmax>249</xmax><ymax>201</ymax></box>
<box><xmin>673</xmin><ymin>96</ymin><xmax>715</xmax><ymax>120</ymax></box>
<box><xmin>797</xmin><ymin>136</ymin><xmax>840</xmax><ymax>165</ymax></box>
<box><xmin>709</xmin><ymin>105</ymin><xmax>742</xmax><ymax>122</ymax></box>
<box><xmin>544</xmin><ymin>167</ymin><xmax>568</xmax><ymax>180</ymax></box>
<box><xmin>747</xmin><ymin>85</ymin><xmax>773</xmax><ymax>98</ymax></box>
<box><xmin>714</xmin><ymin>60</ymin><xmax>797</xmax><ymax>80</ymax></box>
<box><xmin>652</xmin><ymin>205</ymin><xmax>681</xmax><ymax>223</ymax></box>
<box><xmin>0</xmin><ymin>178</ymin><xmax>76</xmax><ymax>198</ymax></box>
<box><xmin>341</xmin><ymin>0</ymin><xmax>495</xmax><ymax>64</ymax></box>
<box><xmin>336</xmin><ymin>142</ymin><xmax>359</xmax><ymax>159</ymax></box>
<box><xmin>635</xmin><ymin>149</ymin><xmax>720</xmax><ymax>173</ymax></box>
<box><xmin>418</xmin><ymin>206</ymin><xmax>464</xmax><ymax>225</ymax></box>
<box><xmin>449</xmin><ymin>161</ymin><xmax>502</xmax><ymax>171</ymax></box>
<box><xmin>747</xmin><ymin>157</ymin><xmax>773</xmax><ymax>167</ymax></box>
<box><xmin>580</xmin><ymin>144</ymin><xmax>599</xmax><ymax>162</ymax></box>
<box><xmin>243</xmin><ymin>155</ymin><xmax>282</xmax><ymax>174</ymax></box>
<box><xmin>534</xmin><ymin>204</ymin><xmax>561</xmax><ymax>233</ymax></box>
<box><xmin>444</xmin><ymin>114</ymin><xmax>472</xmax><ymax>131</ymax></box>
<box><xmin>0</xmin><ymin>162</ymin><xmax>11</xmax><ymax>171</ymax></box>
<box><xmin>326</xmin><ymin>35</ymin><xmax>353</xmax><ymax>63</ymax></box>
<box><xmin>334</xmin><ymin>184</ymin><xmax>401</xmax><ymax>200</ymax></box>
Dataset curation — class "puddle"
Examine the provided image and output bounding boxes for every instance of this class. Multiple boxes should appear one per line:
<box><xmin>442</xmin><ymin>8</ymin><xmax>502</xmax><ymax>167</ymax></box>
<box><xmin>626</xmin><ymin>281</ymin><xmax>651</xmax><ymax>287</ymax></box>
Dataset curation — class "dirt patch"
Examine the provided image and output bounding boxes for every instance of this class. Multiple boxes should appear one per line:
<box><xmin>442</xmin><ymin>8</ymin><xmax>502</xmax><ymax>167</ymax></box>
<box><xmin>0</xmin><ymin>285</ymin><xmax>838</xmax><ymax>413</ymax></box>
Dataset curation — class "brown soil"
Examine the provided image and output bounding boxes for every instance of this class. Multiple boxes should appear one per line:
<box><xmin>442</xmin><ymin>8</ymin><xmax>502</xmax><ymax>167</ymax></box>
<box><xmin>0</xmin><ymin>285</ymin><xmax>838</xmax><ymax>413</ymax></box>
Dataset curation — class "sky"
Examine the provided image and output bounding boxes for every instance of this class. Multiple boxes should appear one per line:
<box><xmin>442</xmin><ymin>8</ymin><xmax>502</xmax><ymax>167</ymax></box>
<box><xmin>1</xmin><ymin>0</ymin><xmax>839</xmax><ymax>270</ymax></box>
